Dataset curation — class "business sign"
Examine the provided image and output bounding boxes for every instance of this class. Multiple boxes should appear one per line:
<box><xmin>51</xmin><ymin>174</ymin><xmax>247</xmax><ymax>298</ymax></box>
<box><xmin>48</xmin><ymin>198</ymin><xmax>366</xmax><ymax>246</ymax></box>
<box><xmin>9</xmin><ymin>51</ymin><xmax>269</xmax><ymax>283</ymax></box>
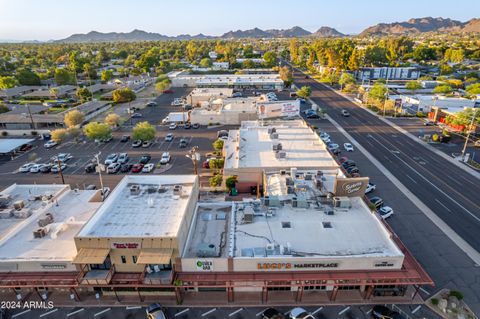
<box><xmin>112</xmin><ymin>242</ymin><xmax>140</xmax><ymax>249</ymax></box>
<box><xmin>196</xmin><ymin>260</ymin><xmax>214</xmax><ymax>271</ymax></box>
<box><xmin>334</xmin><ymin>177</ymin><xmax>370</xmax><ymax>197</ymax></box>
<box><xmin>394</xmin><ymin>98</ymin><xmax>402</xmax><ymax>108</ymax></box>
<box><xmin>257</xmin><ymin>100</ymin><xmax>300</xmax><ymax>119</ymax></box>
<box><xmin>257</xmin><ymin>262</ymin><xmax>339</xmax><ymax>270</ymax></box>
<box><xmin>374</xmin><ymin>261</ymin><xmax>395</xmax><ymax>268</ymax></box>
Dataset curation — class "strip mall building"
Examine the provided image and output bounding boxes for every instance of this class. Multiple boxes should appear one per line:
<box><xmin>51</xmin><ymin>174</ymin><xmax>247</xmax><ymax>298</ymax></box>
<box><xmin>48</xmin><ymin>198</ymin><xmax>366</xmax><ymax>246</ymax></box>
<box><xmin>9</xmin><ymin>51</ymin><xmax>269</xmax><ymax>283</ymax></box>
<box><xmin>0</xmin><ymin>121</ymin><xmax>433</xmax><ymax>305</ymax></box>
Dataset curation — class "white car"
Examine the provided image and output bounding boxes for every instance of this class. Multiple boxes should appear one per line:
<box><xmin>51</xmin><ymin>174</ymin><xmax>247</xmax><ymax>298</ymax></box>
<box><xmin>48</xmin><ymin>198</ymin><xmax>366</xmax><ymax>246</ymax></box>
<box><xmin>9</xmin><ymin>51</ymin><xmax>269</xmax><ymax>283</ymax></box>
<box><xmin>19</xmin><ymin>163</ymin><xmax>36</xmax><ymax>173</ymax></box>
<box><xmin>289</xmin><ymin>307</ymin><xmax>315</xmax><ymax>319</ymax></box>
<box><xmin>51</xmin><ymin>153</ymin><xmax>73</xmax><ymax>163</ymax></box>
<box><xmin>104</xmin><ymin>153</ymin><xmax>119</xmax><ymax>165</ymax></box>
<box><xmin>343</xmin><ymin>143</ymin><xmax>354</xmax><ymax>152</ymax></box>
<box><xmin>161</xmin><ymin>117</ymin><xmax>170</xmax><ymax>124</ymax></box>
<box><xmin>169</xmin><ymin>123</ymin><xmax>177</xmax><ymax>130</ymax></box>
<box><xmin>160</xmin><ymin>152</ymin><xmax>171</xmax><ymax>164</ymax></box>
<box><xmin>365</xmin><ymin>182</ymin><xmax>376</xmax><ymax>194</ymax></box>
<box><xmin>51</xmin><ymin>163</ymin><xmax>67</xmax><ymax>173</ymax></box>
<box><xmin>44</xmin><ymin>140</ymin><xmax>57</xmax><ymax>149</ymax></box>
<box><xmin>29</xmin><ymin>164</ymin><xmax>44</xmax><ymax>173</ymax></box>
<box><xmin>378</xmin><ymin>206</ymin><xmax>394</xmax><ymax>219</ymax></box>
<box><xmin>142</xmin><ymin>163</ymin><xmax>155</xmax><ymax>173</ymax></box>
<box><xmin>117</xmin><ymin>153</ymin><xmax>129</xmax><ymax>164</ymax></box>
<box><xmin>165</xmin><ymin>133</ymin><xmax>174</xmax><ymax>142</ymax></box>
<box><xmin>171</xmin><ymin>98</ymin><xmax>183</xmax><ymax>106</ymax></box>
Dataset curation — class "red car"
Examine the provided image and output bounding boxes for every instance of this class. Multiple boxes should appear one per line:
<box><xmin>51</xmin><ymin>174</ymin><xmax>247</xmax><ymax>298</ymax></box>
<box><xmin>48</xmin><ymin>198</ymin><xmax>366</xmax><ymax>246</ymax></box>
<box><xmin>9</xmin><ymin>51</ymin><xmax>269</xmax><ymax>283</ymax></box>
<box><xmin>163</xmin><ymin>89</ymin><xmax>174</xmax><ymax>94</ymax></box>
<box><xmin>131</xmin><ymin>164</ymin><xmax>144</xmax><ymax>173</ymax></box>
<box><xmin>339</xmin><ymin>156</ymin><xmax>349</xmax><ymax>164</ymax></box>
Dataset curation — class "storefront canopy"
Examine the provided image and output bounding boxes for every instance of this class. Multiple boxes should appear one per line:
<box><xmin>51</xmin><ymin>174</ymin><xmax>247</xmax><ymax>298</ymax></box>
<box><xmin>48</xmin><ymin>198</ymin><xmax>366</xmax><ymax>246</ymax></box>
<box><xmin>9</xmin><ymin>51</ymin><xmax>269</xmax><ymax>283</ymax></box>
<box><xmin>72</xmin><ymin>248</ymin><xmax>110</xmax><ymax>264</ymax></box>
<box><xmin>0</xmin><ymin>139</ymin><xmax>34</xmax><ymax>154</ymax></box>
<box><xmin>136</xmin><ymin>249</ymin><xmax>173</xmax><ymax>265</ymax></box>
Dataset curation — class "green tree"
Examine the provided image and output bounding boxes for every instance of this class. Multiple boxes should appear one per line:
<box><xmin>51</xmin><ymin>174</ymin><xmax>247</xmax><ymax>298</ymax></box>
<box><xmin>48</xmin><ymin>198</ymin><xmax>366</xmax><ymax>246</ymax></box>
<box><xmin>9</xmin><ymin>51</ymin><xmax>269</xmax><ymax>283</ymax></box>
<box><xmin>209</xmin><ymin>158</ymin><xmax>225</xmax><ymax>169</ymax></box>
<box><xmin>242</xmin><ymin>59</ymin><xmax>255</xmax><ymax>69</ymax></box>
<box><xmin>0</xmin><ymin>76</ymin><xmax>18</xmax><ymax>89</ymax></box>
<box><xmin>112</xmin><ymin>88</ymin><xmax>136</xmax><ymax>103</ymax></box>
<box><xmin>16</xmin><ymin>68</ymin><xmax>41</xmax><ymax>85</ymax></box>
<box><xmin>445</xmin><ymin>108</ymin><xmax>480</xmax><ymax>128</ymax></box>
<box><xmin>155</xmin><ymin>81</ymin><xmax>170</xmax><ymax>93</ymax></box>
<box><xmin>54</xmin><ymin>68</ymin><xmax>74</xmax><ymax>85</ymax></box>
<box><xmin>51</xmin><ymin>128</ymin><xmax>68</xmax><ymax>143</ymax></box>
<box><xmin>199</xmin><ymin>58</ymin><xmax>212</xmax><ymax>68</ymax></box>
<box><xmin>433</xmin><ymin>85</ymin><xmax>453</xmax><ymax>94</ymax></box>
<box><xmin>209</xmin><ymin>174</ymin><xmax>223</xmax><ymax>187</ymax></box>
<box><xmin>296</xmin><ymin>86</ymin><xmax>312</xmax><ymax>99</ymax></box>
<box><xmin>104</xmin><ymin>113</ymin><xmax>121</xmax><ymax>127</ymax></box>
<box><xmin>83</xmin><ymin>63</ymin><xmax>97</xmax><ymax>81</ymax></box>
<box><xmin>339</xmin><ymin>73</ymin><xmax>356</xmax><ymax>88</ymax></box>
<box><xmin>347</xmin><ymin>48</ymin><xmax>361</xmax><ymax>70</ymax></box>
<box><xmin>466</xmin><ymin>83</ymin><xmax>480</xmax><ymax>95</ymax></box>
<box><xmin>279</xmin><ymin>66</ymin><xmax>293</xmax><ymax>87</ymax></box>
<box><xmin>405</xmin><ymin>81</ymin><xmax>422</xmax><ymax>93</ymax></box>
<box><xmin>76</xmin><ymin>87</ymin><xmax>92</xmax><ymax>102</ymax></box>
<box><xmin>444</xmin><ymin>48</ymin><xmax>464</xmax><ymax>63</ymax></box>
<box><xmin>132</xmin><ymin>121</ymin><xmax>156</xmax><ymax>141</ymax></box>
<box><xmin>225</xmin><ymin>176</ymin><xmax>237</xmax><ymax>191</ymax></box>
<box><xmin>263</xmin><ymin>51</ymin><xmax>277</xmax><ymax>68</ymax></box>
<box><xmin>212</xmin><ymin>139</ymin><xmax>224</xmax><ymax>150</ymax></box>
<box><xmin>64</xmin><ymin>110</ymin><xmax>85</xmax><ymax>128</ymax></box>
<box><xmin>412</xmin><ymin>45</ymin><xmax>436</xmax><ymax>62</ymax></box>
<box><xmin>0</xmin><ymin>104</ymin><xmax>9</xmax><ymax>114</ymax></box>
<box><xmin>439</xmin><ymin>63</ymin><xmax>454</xmax><ymax>75</ymax></box>
<box><xmin>83</xmin><ymin>122</ymin><xmax>112</xmax><ymax>140</ymax></box>
<box><xmin>368</xmin><ymin>82</ymin><xmax>388</xmax><ymax>103</ymax></box>
<box><xmin>101</xmin><ymin>70</ymin><xmax>114</xmax><ymax>82</ymax></box>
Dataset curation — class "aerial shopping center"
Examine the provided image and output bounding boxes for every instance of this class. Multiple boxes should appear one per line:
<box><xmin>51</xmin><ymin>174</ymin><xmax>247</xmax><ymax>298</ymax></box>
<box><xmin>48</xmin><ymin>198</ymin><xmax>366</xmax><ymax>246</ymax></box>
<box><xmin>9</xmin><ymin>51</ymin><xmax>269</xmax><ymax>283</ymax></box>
<box><xmin>0</xmin><ymin>120</ymin><xmax>433</xmax><ymax>305</ymax></box>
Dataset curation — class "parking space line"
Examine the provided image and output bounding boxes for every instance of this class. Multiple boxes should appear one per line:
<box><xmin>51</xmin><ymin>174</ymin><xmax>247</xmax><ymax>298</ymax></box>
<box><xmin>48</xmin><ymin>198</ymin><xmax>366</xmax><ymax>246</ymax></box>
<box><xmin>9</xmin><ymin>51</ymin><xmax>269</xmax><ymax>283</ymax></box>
<box><xmin>411</xmin><ymin>305</ymin><xmax>421</xmax><ymax>314</ymax></box>
<box><xmin>256</xmin><ymin>309</ymin><xmax>268</xmax><ymax>317</ymax></box>
<box><xmin>201</xmin><ymin>308</ymin><xmax>216</xmax><ymax>317</ymax></box>
<box><xmin>174</xmin><ymin>308</ymin><xmax>190</xmax><ymax>317</ymax></box>
<box><xmin>126</xmin><ymin>306</ymin><xmax>142</xmax><ymax>310</ymax></box>
<box><xmin>338</xmin><ymin>306</ymin><xmax>350</xmax><ymax>315</ymax></box>
<box><xmin>311</xmin><ymin>307</ymin><xmax>323</xmax><ymax>315</ymax></box>
<box><xmin>366</xmin><ymin>308</ymin><xmax>373</xmax><ymax>314</ymax></box>
<box><xmin>66</xmin><ymin>308</ymin><xmax>84</xmax><ymax>317</ymax></box>
<box><xmin>94</xmin><ymin>308</ymin><xmax>111</xmax><ymax>317</ymax></box>
<box><xmin>11</xmin><ymin>309</ymin><xmax>31</xmax><ymax>318</ymax></box>
<box><xmin>39</xmin><ymin>308</ymin><xmax>58</xmax><ymax>317</ymax></box>
<box><xmin>419</xmin><ymin>287</ymin><xmax>430</xmax><ymax>295</ymax></box>
<box><xmin>228</xmin><ymin>308</ymin><xmax>243</xmax><ymax>317</ymax></box>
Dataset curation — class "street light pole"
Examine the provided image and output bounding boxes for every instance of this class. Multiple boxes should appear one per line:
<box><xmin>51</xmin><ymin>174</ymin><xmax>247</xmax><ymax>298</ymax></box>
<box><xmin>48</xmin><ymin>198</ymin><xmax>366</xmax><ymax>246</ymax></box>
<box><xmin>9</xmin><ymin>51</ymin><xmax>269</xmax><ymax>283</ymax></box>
<box><xmin>94</xmin><ymin>152</ymin><xmax>104</xmax><ymax>191</ymax></box>
<box><xmin>56</xmin><ymin>156</ymin><xmax>65</xmax><ymax>185</ymax></box>
<box><xmin>26</xmin><ymin>103</ymin><xmax>36</xmax><ymax>130</ymax></box>
<box><xmin>461</xmin><ymin>106</ymin><xmax>478</xmax><ymax>162</ymax></box>
<box><xmin>186</xmin><ymin>146</ymin><xmax>200</xmax><ymax>175</ymax></box>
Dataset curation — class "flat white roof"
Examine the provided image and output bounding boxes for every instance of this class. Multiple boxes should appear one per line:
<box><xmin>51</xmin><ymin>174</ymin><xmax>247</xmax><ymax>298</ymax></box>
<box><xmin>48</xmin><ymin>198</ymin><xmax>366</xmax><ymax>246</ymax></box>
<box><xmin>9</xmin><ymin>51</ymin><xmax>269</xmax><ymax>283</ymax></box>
<box><xmin>0</xmin><ymin>185</ymin><xmax>100</xmax><ymax>262</ymax></box>
<box><xmin>189</xmin><ymin>88</ymin><xmax>233</xmax><ymax>97</ymax></box>
<box><xmin>232</xmin><ymin>198</ymin><xmax>403</xmax><ymax>259</ymax></box>
<box><xmin>77</xmin><ymin>175</ymin><xmax>198</xmax><ymax>238</ymax></box>
<box><xmin>224</xmin><ymin>120</ymin><xmax>339</xmax><ymax>170</ymax></box>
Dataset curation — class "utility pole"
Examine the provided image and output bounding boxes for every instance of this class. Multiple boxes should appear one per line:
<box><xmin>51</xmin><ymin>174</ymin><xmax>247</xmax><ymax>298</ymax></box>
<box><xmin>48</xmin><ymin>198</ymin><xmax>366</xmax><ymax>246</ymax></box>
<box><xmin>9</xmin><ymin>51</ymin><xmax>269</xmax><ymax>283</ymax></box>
<box><xmin>26</xmin><ymin>103</ymin><xmax>36</xmax><ymax>130</ymax></box>
<box><xmin>56</xmin><ymin>156</ymin><xmax>65</xmax><ymax>184</ymax></box>
<box><xmin>94</xmin><ymin>152</ymin><xmax>104</xmax><ymax>191</ymax></box>
<box><xmin>461</xmin><ymin>106</ymin><xmax>478</xmax><ymax>162</ymax></box>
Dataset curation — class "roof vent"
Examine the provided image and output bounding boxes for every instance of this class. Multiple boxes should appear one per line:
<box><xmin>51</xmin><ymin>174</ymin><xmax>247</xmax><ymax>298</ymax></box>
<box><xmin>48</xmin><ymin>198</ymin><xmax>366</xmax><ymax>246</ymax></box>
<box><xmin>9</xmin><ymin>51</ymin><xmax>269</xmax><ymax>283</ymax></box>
<box><xmin>173</xmin><ymin>185</ymin><xmax>183</xmax><ymax>195</ymax></box>
<box><xmin>38</xmin><ymin>213</ymin><xmax>54</xmax><ymax>227</ymax></box>
<box><xmin>130</xmin><ymin>184</ymin><xmax>141</xmax><ymax>195</ymax></box>
<box><xmin>322</xmin><ymin>222</ymin><xmax>332</xmax><ymax>229</ymax></box>
<box><xmin>33</xmin><ymin>227</ymin><xmax>47</xmax><ymax>238</ymax></box>
<box><xmin>272</xmin><ymin>143</ymin><xmax>282</xmax><ymax>151</ymax></box>
<box><xmin>282</xmin><ymin>221</ymin><xmax>291</xmax><ymax>228</ymax></box>
<box><xmin>13</xmin><ymin>200</ymin><xmax>25</xmax><ymax>211</ymax></box>
<box><xmin>270</xmin><ymin>133</ymin><xmax>279</xmax><ymax>139</ymax></box>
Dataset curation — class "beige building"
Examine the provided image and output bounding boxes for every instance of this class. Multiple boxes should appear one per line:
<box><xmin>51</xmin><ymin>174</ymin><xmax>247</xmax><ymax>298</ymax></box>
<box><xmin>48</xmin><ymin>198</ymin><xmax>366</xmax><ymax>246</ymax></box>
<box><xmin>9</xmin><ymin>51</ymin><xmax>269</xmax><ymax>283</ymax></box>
<box><xmin>187</xmin><ymin>88</ymin><xmax>233</xmax><ymax>106</ymax></box>
<box><xmin>190</xmin><ymin>97</ymin><xmax>258</xmax><ymax>125</ymax></box>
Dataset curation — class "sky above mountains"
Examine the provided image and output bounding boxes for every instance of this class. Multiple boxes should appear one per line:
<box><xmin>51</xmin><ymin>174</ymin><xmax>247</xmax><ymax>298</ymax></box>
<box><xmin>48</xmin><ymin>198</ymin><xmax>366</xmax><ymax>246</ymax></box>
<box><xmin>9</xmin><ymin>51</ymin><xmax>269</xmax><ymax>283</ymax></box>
<box><xmin>0</xmin><ymin>0</ymin><xmax>478</xmax><ymax>41</ymax></box>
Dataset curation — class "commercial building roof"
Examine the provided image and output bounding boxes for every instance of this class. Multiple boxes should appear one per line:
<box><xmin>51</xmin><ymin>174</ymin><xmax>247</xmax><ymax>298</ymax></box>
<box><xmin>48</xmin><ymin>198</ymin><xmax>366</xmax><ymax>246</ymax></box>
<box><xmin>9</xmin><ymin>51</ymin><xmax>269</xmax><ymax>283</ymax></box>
<box><xmin>189</xmin><ymin>88</ymin><xmax>233</xmax><ymax>97</ymax></box>
<box><xmin>224</xmin><ymin>120</ymin><xmax>339</xmax><ymax>171</ymax></box>
<box><xmin>0</xmin><ymin>113</ymin><xmax>63</xmax><ymax>124</ymax></box>
<box><xmin>0</xmin><ymin>138</ymin><xmax>35</xmax><ymax>154</ymax></box>
<box><xmin>77</xmin><ymin>175</ymin><xmax>198</xmax><ymax>238</ymax></box>
<box><xmin>0</xmin><ymin>184</ymin><xmax>100</xmax><ymax>263</ymax></box>
<box><xmin>0</xmin><ymin>86</ymin><xmax>43</xmax><ymax>99</ymax></box>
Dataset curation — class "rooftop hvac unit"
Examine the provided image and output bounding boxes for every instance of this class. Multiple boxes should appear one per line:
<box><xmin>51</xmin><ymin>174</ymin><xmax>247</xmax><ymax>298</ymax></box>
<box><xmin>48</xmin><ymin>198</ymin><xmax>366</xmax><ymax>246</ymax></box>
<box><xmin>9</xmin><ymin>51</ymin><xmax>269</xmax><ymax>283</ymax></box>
<box><xmin>290</xmin><ymin>167</ymin><xmax>297</xmax><ymax>178</ymax></box>
<box><xmin>197</xmin><ymin>243</ymin><xmax>217</xmax><ymax>257</ymax></box>
<box><xmin>285</xmin><ymin>177</ymin><xmax>294</xmax><ymax>186</ymax></box>
<box><xmin>13</xmin><ymin>209</ymin><xmax>31</xmax><ymax>219</ymax></box>
<box><xmin>173</xmin><ymin>185</ymin><xmax>183</xmax><ymax>195</ymax></box>
<box><xmin>13</xmin><ymin>200</ymin><xmax>25</xmax><ymax>211</ymax></box>
<box><xmin>272</xmin><ymin>143</ymin><xmax>282</xmax><ymax>151</ymax></box>
<box><xmin>267</xmin><ymin>127</ymin><xmax>276</xmax><ymax>134</ymax></box>
<box><xmin>147</xmin><ymin>186</ymin><xmax>157</xmax><ymax>194</ymax></box>
<box><xmin>305</xmin><ymin>174</ymin><xmax>313</xmax><ymax>181</ymax></box>
<box><xmin>33</xmin><ymin>227</ymin><xmax>47</xmax><ymax>238</ymax></box>
<box><xmin>270</xmin><ymin>133</ymin><xmax>279</xmax><ymax>139</ymax></box>
<box><xmin>130</xmin><ymin>184</ymin><xmax>141</xmax><ymax>195</ymax></box>
<box><xmin>262</xmin><ymin>196</ymin><xmax>270</xmax><ymax>207</ymax></box>
<box><xmin>0</xmin><ymin>209</ymin><xmax>13</xmax><ymax>219</ymax></box>
<box><xmin>38</xmin><ymin>213</ymin><xmax>54</xmax><ymax>227</ymax></box>
<box><xmin>316</xmin><ymin>170</ymin><xmax>323</xmax><ymax>177</ymax></box>
<box><xmin>280</xmin><ymin>170</ymin><xmax>286</xmax><ymax>175</ymax></box>
<box><xmin>333</xmin><ymin>196</ymin><xmax>352</xmax><ymax>209</ymax></box>
<box><xmin>242</xmin><ymin>212</ymin><xmax>254</xmax><ymax>224</ymax></box>
<box><xmin>287</xmin><ymin>186</ymin><xmax>295</xmax><ymax>194</ymax></box>
<box><xmin>278</xmin><ymin>151</ymin><xmax>286</xmax><ymax>159</ymax></box>
<box><xmin>292</xmin><ymin>197</ymin><xmax>309</xmax><ymax>209</ymax></box>
<box><xmin>157</xmin><ymin>186</ymin><xmax>167</xmax><ymax>193</ymax></box>
<box><xmin>324</xmin><ymin>206</ymin><xmax>335</xmax><ymax>215</ymax></box>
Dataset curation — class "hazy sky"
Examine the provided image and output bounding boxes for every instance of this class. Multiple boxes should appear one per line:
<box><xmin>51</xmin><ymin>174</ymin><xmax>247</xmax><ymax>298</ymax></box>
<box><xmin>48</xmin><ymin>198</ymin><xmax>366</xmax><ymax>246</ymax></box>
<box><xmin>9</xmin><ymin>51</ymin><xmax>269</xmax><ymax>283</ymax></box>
<box><xmin>0</xmin><ymin>0</ymin><xmax>478</xmax><ymax>40</ymax></box>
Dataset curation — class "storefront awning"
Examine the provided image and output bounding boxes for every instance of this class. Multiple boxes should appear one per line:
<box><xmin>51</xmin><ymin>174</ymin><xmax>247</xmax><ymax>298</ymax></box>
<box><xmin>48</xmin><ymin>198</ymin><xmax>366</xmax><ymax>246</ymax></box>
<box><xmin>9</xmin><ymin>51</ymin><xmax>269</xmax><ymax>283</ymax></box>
<box><xmin>136</xmin><ymin>249</ymin><xmax>173</xmax><ymax>264</ymax></box>
<box><xmin>72</xmin><ymin>248</ymin><xmax>110</xmax><ymax>264</ymax></box>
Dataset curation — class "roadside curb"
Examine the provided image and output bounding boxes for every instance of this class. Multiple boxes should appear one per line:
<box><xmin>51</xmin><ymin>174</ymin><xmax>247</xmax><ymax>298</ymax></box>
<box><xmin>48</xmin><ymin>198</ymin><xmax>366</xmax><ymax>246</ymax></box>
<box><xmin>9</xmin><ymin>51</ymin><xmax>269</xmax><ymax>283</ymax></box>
<box><xmin>325</xmin><ymin>113</ymin><xmax>480</xmax><ymax>266</ymax></box>
<box><xmin>323</xmin><ymin>85</ymin><xmax>480</xmax><ymax>180</ymax></box>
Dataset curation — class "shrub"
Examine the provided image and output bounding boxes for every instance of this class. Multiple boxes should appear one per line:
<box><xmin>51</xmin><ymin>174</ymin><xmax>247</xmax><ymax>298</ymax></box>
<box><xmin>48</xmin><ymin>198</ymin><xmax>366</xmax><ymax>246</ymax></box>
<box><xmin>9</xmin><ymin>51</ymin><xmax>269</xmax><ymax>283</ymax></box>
<box><xmin>431</xmin><ymin>298</ymin><xmax>439</xmax><ymax>306</ymax></box>
<box><xmin>449</xmin><ymin>290</ymin><xmax>464</xmax><ymax>300</ymax></box>
<box><xmin>209</xmin><ymin>174</ymin><xmax>223</xmax><ymax>187</ymax></box>
<box><xmin>212</xmin><ymin>139</ymin><xmax>224</xmax><ymax>151</ymax></box>
<box><xmin>31</xmin><ymin>131</ymin><xmax>38</xmax><ymax>136</ymax></box>
<box><xmin>1</xmin><ymin>131</ymin><xmax>7</xmax><ymax>137</ymax></box>
<box><xmin>225</xmin><ymin>176</ymin><xmax>237</xmax><ymax>191</ymax></box>
<box><xmin>416</xmin><ymin>112</ymin><xmax>426</xmax><ymax>118</ymax></box>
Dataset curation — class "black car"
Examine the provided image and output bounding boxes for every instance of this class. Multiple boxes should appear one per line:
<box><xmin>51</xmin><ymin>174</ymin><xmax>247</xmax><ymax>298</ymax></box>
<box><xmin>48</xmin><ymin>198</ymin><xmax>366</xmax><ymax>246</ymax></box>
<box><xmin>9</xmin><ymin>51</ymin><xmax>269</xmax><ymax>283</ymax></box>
<box><xmin>342</xmin><ymin>160</ymin><xmax>356</xmax><ymax>169</ymax></box>
<box><xmin>369</xmin><ymin>196</ymin><xmax>384</xmax><ymax>208</ymax></box>
<box><xmin>132</xmin><ymin>140</ymin><xmax>142</xmax><ymax>148</ymax></box>
<box><xmin>139</xmin><ymin>154</ymin><xmax>151</xmax><ymax>164</ymax></box>
<box><xmin>120</xmin><ymin>135</ymin><xmax>130</xmax><ymax>142</ymax></box>
<box><xmin>192</xmin><ymin>123</ymin><xmax>200</xmax><ymax>129</ymax></box>
<box><xmin>261</xmin><ymin>308</ymin><xmax>286</xmax><ymax>319</ymax></box>
<box><xmin>120</xmin><ymin>163</ymin><xmax>133</xmax><ymax>172</ymax></box>
<box><xmin>371</xmin><ymin>305</ymin><xmax>405</xmax><ymax>319</ymax></box>
<box><xmin>346</xmin><ymin>166</ymin><xmax>359</xmax><ymax>174</ymax></box>
<box><xmin>306</xmin><ymin>112</ymin><xmax>320</xmax><ymax>119</ymax></box>
<box><xmin>179</xmin><ymin>138</ymin><xmax>188</xmax><ymax>148</ymax></box>
<box><xmin>331</xmin><ymin>148</ymin><xmax>341</xmax><ymax>155</ymax></box>
<box><xmin>146</xmin><ymin>101</ymin><xmax>157</xmax><ymax>107</ymax></box>
<box><xmin>85</xmin><ymin>163</ymin><xmax>97</xmax><ymax>173</ymax></box>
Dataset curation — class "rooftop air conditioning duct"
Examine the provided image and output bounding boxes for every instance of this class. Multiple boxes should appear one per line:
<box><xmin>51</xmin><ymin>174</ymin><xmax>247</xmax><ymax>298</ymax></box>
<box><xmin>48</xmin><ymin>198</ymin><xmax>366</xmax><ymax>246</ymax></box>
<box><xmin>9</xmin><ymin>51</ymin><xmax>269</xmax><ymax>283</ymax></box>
<box><xmin>13</xmin><ymin>200</ymin><xmax>25</xmax><ymax>211</ymax></box>
<box><xmin>38</xmin><ymin>213</ymin><xmax>54</xmax><ymax>227</ymax></box>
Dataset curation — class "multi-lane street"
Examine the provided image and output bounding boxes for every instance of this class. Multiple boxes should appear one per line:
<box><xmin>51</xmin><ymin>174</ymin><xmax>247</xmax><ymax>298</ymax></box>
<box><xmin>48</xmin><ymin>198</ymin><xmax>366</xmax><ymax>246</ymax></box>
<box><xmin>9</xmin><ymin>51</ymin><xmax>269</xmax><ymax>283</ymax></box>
<box><xmin>293</xmin><ymin>71</ymin><xmax>480</xmax><ymax>252</ymax></box>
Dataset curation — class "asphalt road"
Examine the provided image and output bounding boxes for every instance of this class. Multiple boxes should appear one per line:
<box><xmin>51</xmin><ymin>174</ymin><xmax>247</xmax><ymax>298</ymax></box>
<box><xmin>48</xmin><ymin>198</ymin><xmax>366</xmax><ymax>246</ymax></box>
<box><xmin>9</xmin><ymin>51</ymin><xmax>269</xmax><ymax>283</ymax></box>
<box><xmin>292</xmin><ymin>71</ymin><xmax>480</xmax><ymax>252</ymax></box>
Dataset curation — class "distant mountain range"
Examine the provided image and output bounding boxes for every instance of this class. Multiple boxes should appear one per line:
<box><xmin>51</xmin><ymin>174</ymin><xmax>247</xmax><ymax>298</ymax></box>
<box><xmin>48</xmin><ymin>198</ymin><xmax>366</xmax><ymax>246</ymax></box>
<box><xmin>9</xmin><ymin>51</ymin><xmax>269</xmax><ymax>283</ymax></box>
<box><xmin>15</xmin><ymin>17</ymin><xmax>478</xmax><ymax>43</ymax></box>
<box><xmin>360</xmin><ymin>17</ymin><xmax>480</xmax><ymax>36</ymax></box>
